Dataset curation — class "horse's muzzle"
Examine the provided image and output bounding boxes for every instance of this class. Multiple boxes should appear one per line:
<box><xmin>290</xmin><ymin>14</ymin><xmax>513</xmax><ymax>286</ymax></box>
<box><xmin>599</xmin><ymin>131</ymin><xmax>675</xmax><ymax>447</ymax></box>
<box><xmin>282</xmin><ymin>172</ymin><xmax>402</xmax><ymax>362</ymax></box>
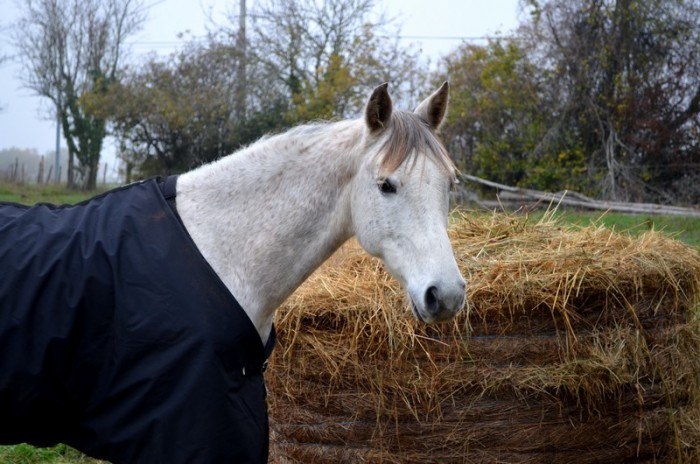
<box><xmin>411</xmin><ymin>279</ymin><xmax>466</xmax><ymax>323</ymax></box>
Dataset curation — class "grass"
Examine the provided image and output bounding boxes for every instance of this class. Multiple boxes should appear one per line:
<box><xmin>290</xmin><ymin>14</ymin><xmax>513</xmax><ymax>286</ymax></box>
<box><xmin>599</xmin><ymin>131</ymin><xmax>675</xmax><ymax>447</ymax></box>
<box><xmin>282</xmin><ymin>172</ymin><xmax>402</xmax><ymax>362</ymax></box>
<box><xmin>0</xmin><ymin>444</ymin><xmax>102</xmax><ymax>464</ymax></box>
<box><xmin>526</xmin><ymin>209</ymin><xmax>700</xmax><ymax>248</ymax></box>
<box><xmin>0</xmin><ymin>182</ymin><xmax>110</xmax><ymax>206</ymax></box>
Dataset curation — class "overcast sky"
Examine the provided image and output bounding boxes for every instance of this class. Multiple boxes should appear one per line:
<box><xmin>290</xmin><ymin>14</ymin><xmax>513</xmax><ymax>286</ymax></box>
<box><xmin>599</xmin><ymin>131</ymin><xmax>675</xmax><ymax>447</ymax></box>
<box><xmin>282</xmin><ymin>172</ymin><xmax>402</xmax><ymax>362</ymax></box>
<box><xmin>0</xmin><ymin>0</ymin><xmax>520</xmax><ymax>170</ymax></box>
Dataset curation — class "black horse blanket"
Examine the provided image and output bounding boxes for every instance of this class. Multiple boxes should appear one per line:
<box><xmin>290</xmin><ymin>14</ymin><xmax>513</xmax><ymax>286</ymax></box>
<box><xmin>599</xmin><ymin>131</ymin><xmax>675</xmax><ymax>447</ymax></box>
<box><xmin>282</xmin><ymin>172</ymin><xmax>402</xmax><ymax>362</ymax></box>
<box><xmin>0</xmin><ymin>177</ymin><xmax>275</xmax><ymax>463</ymax></box>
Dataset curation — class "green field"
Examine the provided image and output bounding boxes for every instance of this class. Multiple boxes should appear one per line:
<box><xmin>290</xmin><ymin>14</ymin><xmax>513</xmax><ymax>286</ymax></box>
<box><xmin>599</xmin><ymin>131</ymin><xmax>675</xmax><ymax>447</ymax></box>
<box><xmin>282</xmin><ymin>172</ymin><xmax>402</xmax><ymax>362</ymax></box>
<box><xmin>0</xmin><ymin>182</ymin><xmax>699</xmax><ymax>462</ymax></box>
<box><xmin>0</xmin><ymin>182</ymin><xmax>112</xmax><ymax>206</ymax></box>
<box><xmin>528</xmin><ymin>209</ymin><xmax>700</xmax><ymax>248</ymax></box>
<box><xmin>0</xmin><ymin>443</ymin><xmax>102</xmax><ymax>464</ymax></box>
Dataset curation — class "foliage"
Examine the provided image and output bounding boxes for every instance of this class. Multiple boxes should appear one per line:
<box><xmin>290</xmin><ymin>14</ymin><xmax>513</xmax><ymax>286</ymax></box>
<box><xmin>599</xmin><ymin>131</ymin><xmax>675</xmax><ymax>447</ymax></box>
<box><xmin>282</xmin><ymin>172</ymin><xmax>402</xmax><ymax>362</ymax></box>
<box><xmin>286</xmin><ymin>24</ymin><xmax>423</xmax><ymax>122</ymax></box>
<box><xmin>442</xmin><ymin>40</ymin><xmax>589</xmax><ymax>193</ymax></box>
<box><xmin>99</xmin><ymin>41</ymin><xmax>286</xmax><ymax>179</ymax></box>
<box><xmin>518</xmin><ymin>0</ymin><xmax>700</xmax><ymax>202</ymax></box>
<box><xmin>439</xmin><ymin>0</ymin><xmax>700</xmax><ymax>203</ymax></box>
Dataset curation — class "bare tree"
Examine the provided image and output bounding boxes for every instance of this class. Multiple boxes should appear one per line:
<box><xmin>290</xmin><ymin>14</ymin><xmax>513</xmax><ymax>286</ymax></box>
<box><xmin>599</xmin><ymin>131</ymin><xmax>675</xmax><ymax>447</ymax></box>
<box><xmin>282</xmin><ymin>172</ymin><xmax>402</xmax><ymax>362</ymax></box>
<box><xmin>13</xmin><ymin>0</ymin><xmax>146</xmax><ymax>189</ymax></box>
<box><xmin>224</xmin><ymin>0</ymin><xmax>426</xmax><ymax>120</ymax></box>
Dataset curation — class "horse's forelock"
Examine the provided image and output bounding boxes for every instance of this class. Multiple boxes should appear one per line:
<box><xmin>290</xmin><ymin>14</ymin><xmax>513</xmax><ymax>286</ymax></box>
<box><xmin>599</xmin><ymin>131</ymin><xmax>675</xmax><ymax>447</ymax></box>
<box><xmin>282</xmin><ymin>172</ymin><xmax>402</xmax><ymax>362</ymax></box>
<box><xmin>378</xmin><ymin>111</ymin><xmax>456</xmax><ymax>186</ymax></box>
<box><xmin>265</xmin><ymin>114</ymin><xmax>456</xmax><ymax>187</ymax></box>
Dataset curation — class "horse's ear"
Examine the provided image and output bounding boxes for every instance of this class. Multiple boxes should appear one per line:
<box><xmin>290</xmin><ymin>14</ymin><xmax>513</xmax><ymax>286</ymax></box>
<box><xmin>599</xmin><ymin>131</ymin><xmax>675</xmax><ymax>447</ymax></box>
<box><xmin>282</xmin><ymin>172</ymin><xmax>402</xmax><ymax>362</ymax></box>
<box><xmin>415</xmin><ymin>81</ymin><xmax>449</xmax><ymax>130</ymax></box>
<box><xmin>365</xmin><ymin>82</ymin><xmax>392</xmax><ymax>133</ymax></box>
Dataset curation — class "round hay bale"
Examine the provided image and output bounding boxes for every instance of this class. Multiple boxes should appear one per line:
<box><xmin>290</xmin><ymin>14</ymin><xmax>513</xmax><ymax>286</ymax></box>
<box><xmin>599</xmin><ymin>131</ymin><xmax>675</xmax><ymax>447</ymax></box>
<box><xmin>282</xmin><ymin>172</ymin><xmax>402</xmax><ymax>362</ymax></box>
<box><xmin>268</xmin><ymin>212</ymin><xmax>700</xmax><ymax>463</ymax></box>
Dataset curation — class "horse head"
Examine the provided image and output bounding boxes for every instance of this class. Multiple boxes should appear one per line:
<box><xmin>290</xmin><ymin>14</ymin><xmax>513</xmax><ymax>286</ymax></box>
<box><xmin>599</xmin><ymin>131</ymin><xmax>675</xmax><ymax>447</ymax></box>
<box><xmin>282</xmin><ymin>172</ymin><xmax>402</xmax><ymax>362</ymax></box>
<box><xmin>351</xmin><ymin>82</ymin><xmax>467</xmax><ymax>323</ymax></box>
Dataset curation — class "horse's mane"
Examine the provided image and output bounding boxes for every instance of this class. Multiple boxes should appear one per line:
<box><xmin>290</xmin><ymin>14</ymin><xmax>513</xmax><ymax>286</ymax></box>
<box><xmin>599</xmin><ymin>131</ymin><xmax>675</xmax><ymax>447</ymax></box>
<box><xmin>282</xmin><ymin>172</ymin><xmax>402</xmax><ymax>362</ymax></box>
<box><xmin>267</xmin><ymin>112</ymin><xmax>456</xmax><ymax>186</ymax></box>
<box><xmin>379</xmin><ymin>111</ymin><xmax>457</xmax><ymax>187</ymax></box>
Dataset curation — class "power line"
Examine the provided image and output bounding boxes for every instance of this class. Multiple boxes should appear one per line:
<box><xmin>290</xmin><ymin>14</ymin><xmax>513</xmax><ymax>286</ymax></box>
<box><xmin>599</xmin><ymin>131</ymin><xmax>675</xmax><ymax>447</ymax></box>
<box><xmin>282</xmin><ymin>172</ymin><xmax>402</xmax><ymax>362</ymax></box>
<box><xmin>399</xmin><ymin>35</ymin><xmax>509</xmax><ymax>41</ymax></box>
<box><xmin>126</xmin><ymin>34</ymin><xmax>506</xmax><ymax>48</ymax></box>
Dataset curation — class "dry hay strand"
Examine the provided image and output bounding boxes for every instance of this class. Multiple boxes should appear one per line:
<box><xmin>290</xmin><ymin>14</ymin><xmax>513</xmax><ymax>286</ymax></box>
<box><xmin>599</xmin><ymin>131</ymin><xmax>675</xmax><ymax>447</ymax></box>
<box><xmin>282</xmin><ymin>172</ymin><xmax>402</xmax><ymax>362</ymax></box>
<box><xmin>268</xmin><ymin>211</ymin><xmax>700</xmax><ymax>463</ymax></box>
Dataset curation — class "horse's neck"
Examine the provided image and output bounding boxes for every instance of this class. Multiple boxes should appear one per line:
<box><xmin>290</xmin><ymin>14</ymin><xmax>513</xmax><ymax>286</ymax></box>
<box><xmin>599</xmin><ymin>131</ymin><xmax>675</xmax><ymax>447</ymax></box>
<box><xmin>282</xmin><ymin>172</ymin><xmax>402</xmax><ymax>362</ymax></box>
<box><xmin>176</xmin><ymin>121</ymin><xmax>363</xmax><ymax>343</ymax></box>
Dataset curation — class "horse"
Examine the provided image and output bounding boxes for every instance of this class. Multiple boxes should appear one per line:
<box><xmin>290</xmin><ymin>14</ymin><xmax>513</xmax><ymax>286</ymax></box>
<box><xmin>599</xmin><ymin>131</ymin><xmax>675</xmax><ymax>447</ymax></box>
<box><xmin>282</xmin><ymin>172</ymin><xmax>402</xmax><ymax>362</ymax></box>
<box><xmin>0</xmin><ymin>82</ymin><xmax>466</xmax><ymax>463</ymax></box>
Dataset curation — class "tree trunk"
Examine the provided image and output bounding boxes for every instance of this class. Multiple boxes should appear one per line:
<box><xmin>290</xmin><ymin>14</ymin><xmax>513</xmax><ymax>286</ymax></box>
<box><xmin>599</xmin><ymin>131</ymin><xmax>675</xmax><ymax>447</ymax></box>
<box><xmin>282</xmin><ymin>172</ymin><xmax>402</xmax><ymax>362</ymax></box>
<box><xmin>67</xmin><ymin>150</ymin><xmax>76</xmax><ymax>188</ymax></box>
<box><xmin>604</xmin><ymin>125</ymin><xmax>618</xmax><ymax>201</ymax></box>
<box><xmin>236</xmin><ymin>0</ymin><xmax>247</xmax><ymax>119</ymax></box>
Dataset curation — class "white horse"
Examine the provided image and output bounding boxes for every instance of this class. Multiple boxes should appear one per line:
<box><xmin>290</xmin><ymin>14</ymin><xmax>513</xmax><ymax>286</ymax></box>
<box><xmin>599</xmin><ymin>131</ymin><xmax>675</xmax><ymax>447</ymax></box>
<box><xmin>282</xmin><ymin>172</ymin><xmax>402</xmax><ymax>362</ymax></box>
<box><xmin>177</xmin><ymin>82</ymin><xmax>467</xmax><ymax>344</ymax></box>
<box><xmin>0</xmin><ymin>82</ymin><xmax>466</xmax><ymax>462</ymax></box>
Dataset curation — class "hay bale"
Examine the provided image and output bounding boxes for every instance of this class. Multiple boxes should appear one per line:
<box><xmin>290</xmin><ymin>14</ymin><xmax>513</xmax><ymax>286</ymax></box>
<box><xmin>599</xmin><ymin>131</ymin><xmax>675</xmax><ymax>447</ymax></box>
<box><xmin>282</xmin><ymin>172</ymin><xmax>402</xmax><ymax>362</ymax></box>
<box><xmin>268</xmin><ymin>212</ymin><xmax>700</xmax><ymax>463</ymax></box>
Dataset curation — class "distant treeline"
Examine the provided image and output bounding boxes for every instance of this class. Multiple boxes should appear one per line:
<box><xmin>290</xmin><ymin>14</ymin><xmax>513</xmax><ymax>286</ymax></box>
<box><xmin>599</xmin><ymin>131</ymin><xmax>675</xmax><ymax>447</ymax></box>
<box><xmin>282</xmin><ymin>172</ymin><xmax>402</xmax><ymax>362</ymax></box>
<box><xmin>0</xmin><ymin>148</ymin><xmax>113</xmax><ymax>186</ymax></box>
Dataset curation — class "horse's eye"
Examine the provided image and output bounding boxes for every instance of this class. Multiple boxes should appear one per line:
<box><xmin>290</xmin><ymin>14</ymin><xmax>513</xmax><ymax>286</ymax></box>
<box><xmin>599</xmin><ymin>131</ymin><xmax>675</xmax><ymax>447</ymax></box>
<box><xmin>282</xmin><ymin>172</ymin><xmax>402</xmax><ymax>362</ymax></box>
<box><xmin>378</xmin><ymin>179</ymin><xmax>397</xmax><ymax>194</ymax></box>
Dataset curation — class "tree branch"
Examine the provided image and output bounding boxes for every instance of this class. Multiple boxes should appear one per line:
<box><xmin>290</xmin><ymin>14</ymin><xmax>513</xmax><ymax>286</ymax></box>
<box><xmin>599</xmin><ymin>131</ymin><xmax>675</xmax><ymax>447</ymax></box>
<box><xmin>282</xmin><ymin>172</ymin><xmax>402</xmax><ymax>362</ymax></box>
<box><xmin>461</xmin><ymin>173</ymin><xmax>700</xmax><ymax>218</ymax></box>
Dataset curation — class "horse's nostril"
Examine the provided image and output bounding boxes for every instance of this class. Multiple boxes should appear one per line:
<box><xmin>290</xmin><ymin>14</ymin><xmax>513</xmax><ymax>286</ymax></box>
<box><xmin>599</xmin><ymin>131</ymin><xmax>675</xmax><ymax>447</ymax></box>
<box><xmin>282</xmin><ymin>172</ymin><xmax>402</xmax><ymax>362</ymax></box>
<box><xmin>425</xmin><ymin>286</ymin><xmax>440</xmax><ymax>315</ymax></box>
